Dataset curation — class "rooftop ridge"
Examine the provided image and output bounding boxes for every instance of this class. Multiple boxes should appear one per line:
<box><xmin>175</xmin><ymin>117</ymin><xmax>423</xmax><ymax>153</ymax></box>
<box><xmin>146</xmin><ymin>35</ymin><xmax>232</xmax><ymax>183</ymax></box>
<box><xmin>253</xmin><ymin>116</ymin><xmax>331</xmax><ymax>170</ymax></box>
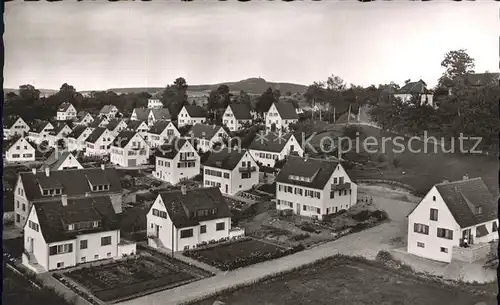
<box><xmin>435</xmin><ymin>177</ymin><xmax>482</xmax><ymax>186</ymax></box>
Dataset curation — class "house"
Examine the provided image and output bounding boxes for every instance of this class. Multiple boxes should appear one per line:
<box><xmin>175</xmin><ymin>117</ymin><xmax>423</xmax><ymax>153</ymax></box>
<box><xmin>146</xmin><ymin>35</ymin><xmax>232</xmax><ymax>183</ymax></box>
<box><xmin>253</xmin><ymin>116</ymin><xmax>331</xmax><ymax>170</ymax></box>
<box><xmin>147</xmin><ymin>121</ymin><xmax>180</xmax><ymax>148</ymax></box>
<box><xmin>67</xmin><ymin>125</ymin><xmax>93</xmax><ymax>152</ymax></box>
<box><xmin>99</xmin><ymin>105</ymin><xmax>119</xmax><ymax>119</ymax></box>
<box><xmin>203</xmin><ymin>148</ymin><xmax>259</xmax><ymax>195</ymax></box>
<box><xmin>106</xmin><ymin>119</ymin><xmax>128</xmax><ymax>136</ymax></box>
<box><xmin>147</xmin><ymin>186</ymin><xmax>243</xmax><ymax>252</ymax></box>
<box><xmin>187</xmin><ymin>124</ymin><xmax>228</xmax><ymax>153</ymax></box>
<box><xmin>249</xmin><ymin>132</ymin><xmax>303</xmax><ymax>167</ymax></box>
<box><xmin>177</xmin><ymin>105</ymin><xmax>207</xmax><ymax>127</ymax></box>
<box><xmin>14</xmin><ymin>166</ymin><xmax>123</xmax><ymax>228</ymax></box>
<box><xmin>5</xmin><ymin>137</ymin><xmax>35</xmax><ymax>163</ymax></box>
<box><xmin>223</xmin><ymin>104</ymin><xmax>253</xmax><ymax>131</ymax></box>
<box><xmin>28</xmin><ymin>121</ymin><xmax>54</xmax><ymax>145</ymax></box>
<box><xmin>84</xmin><ymin>127</ymin><xmax>114</xmax><ymax>157</ymax></box>
<box><xmin>109</xmin><ymin>130</ymin><xmax>150</xmax><ymax>168</ymax></box>
<box><xmin>394</xmin><ymin>79</ymin><xmax>434</xmax><ymax>107</ymax></box>
<box><xmin>76</xmin><ymin>112</ymin><xmax>94</xmax><ymax>126</ymax></box>
<box><xmin>265</xmin><ymin>102</ymin><xmax>299</xmax><ymax>132</ymax></box>
<box><xmin>465</xmin><ymin>72</ymin><xmax>499</xmax><ymax>87</ymax></box>
<box><xmin>22</xmin><ymin>195</ymin><xmax>135</xmax><ymax>273</ymax></box>
<box><xmin>275</xmin><ymin>155</ymin><xmax>358</xmax><ymax>220</ymax></box>
<box><xmin>90</xmin><ymin>117</ymin><xmax>109</xmax><ymax>129</ymax></box>
<box><xmin>153</xmin><ymin>138</ymin><xmax>200</xmax><ymax>185</ymax></box>
<box><xmin>130</xmin><ymin>108</ymin><xmax>171</xmax><ymax>127</ymax></box>
<box><xmin>48</xmin><ymin>123</ymin><xmax>72</xmax><ymax>147</ymax></box>
<box><xmin>3</xmin><ymin>116</ymin><xmax>30</xmax><ymax>139</ymax></box>
<box><xmin>56</xmin><ymin>103</ymin><xmax>77</xmax><ymax>121</ymax></box>
<box><xmin>126</xmin><ymin>120</ymin><xmax>150</xmax><ymax>140</ymax></box>
<box><xmin>148</xmin><ymin>98</ymin><xmax>163</xmax><ymax>109</ymax></box>
<box><xmin>40</xmin><ymin>151</ymin><xmax>83</xmax><ymax>171</ymax></box>
<box><xmin>407</xmin><ymin>176</ymin><xmax>498</xmax><ymax>263</ymax></box>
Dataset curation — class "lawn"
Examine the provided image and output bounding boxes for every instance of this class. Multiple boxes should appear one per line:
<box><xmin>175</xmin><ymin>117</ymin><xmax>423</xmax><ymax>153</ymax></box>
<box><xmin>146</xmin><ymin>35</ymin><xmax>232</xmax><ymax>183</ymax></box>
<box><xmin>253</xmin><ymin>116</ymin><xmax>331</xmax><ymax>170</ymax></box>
<box><xmin>63</xmin><ymin>254</ymin><xmax>204</xmax><ymax>302</ymax></box>
<box><xmin>184</xmin><ymin>238</ymin><xmax>302</xmax><ymax>271</ymax></box>
<box><xmin>193</xmin><ymin>256</ymin><xmax>497</xmax><ymax>305</ymax></box>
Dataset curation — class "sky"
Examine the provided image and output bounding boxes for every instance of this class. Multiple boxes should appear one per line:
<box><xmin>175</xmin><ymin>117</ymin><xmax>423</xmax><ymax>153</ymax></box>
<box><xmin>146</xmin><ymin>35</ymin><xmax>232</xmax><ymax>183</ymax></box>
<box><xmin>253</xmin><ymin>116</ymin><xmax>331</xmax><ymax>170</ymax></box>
<box><xmin>4</xmin><ymin>1</ymin><xmax>499</xmax><ymax>91</ymax></box>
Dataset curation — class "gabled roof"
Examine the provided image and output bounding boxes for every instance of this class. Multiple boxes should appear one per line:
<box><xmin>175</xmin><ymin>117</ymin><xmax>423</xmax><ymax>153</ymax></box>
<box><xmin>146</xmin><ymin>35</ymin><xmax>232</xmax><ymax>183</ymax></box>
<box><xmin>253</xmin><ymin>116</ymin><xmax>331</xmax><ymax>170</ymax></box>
<box><xmin>149</xmin><ymin>121</ymin><xmax>170</xmax><ymax>135</ymax></box>
<box><xmin>435</xmin><ymin>177</ymin><xmax>497</xmax><ymax>228</ymax></box>
<box><xmin>30</xmin><ymin>121</ymin><xmax>52</xmax><ymax>133</ymax></box>
<box><xmin>40</xmin><ymin>151</ymin><xmax>80</xmax><ymax>171</ymax></box>
<box><xmin>249</xmin><ymin>132</ymin><xmax>294</xmax><ymax>153</ymax></box>
<box><xmin>155</xmin><ymin>138</ymin><xmax>191</xmax><ymax>159</ymax></box>
<box><xmin>229</xmin><ymin>104</ymin><xmax>252</xmax><ymax>120</ymax></box>
<box><xmin>275</xmin><ymin>155</ymin><xmax>339</xmax><ymax>190</ymax></box>
<box><xmin>465</xmin><ymin>73</ymin><xmax>500</xmax><ymax>87</ymax></box>
<box><xmin>183</xmin><ymin>105</ymin><xmax>206</xmax><ymax>118</ymax></box>
<box><xmin>132</xmin><ymin>108</ymin><xmax>150</xmax><ymax>121</ymax></box>
<box><xmin>19</xmin><ymin>167</ymin><xmax>122</xmax><ymax>202</ymax></box>
<box><xmin>90</xmin><ymin>117</ymin><xmax>107</xmax><ymax>128</ymax></box>
<box><xmin>50</xmin><ymin>123</ymin><xmax>70</xmax><ymax>136</ymax></box>
<box><xmin>111</xmin><ymin>130</ymin><xmax>139</xmax><ymax>148</ymax></box>
<box><xmin>151</xmin><ymin>108</ymin><xmax>171</xmax><ymax>120</ymax></box>
<box><xmin>398</xmin><ymin>80</ymin><xmax>430</xmax><ymax>94</ymax></box>
<box><xmin>274</xmin><ymin>102</ymin><xmax>299</xmax><ymax>120</ymax></box>
<box><xmin>106</xmin><ymin>119</ymin><xmax>124</xmax><ymax>131</ymax></box>
<box><xmin>86</xmin><ymin>127</ymin><xmax>107</xmax><ymax>143</ymax></box>
<box><xmin>68</xmin><ymin>125</ymin><xmax>89</xmax><ymax>139</ymax></box>
<box><xmin>3</xmin><ymin>116</ymin><xmax>26</xmax><ymax>129</ymax></box>
<box><xmin>32</xmin><ymin>196</ymin><xmax>119</xmax><ymax>243</ymax></box>
<box><xmin>100</xmin><ymin>105</ymin><xmax>117</xmax><ymax>114</ymax></box>
<box><xmin>77</xmin><ymin>111</ymin><xmax>89</xmax><ymax>117</ymax></box>
<box><xmin>204</xmin><ymin>148</ymin><xmax>246</xmax><ymax>171</ymax></box>
<box><xmin>189</xmin><ymin>124</ymin><xmax>224</xmax><ymax>140</ymax></box>
<box><xmin>127</xmin><ymin>120</ymin><xmax>148</xmax><ymax>131</ymax></box>
<box><xmin>6</xmin><ymin>137</ymin><xmax>34</xmax><ymax>152</ymax></box>
<box><xmin>157</xmin><ymin>187</ymin><xmax>232</xmax><ymax>228</ymax></box>
<box><xmin>58</xmin><ymin>102</ymin><xmax>73</xmax><ymax>112</ymax></box>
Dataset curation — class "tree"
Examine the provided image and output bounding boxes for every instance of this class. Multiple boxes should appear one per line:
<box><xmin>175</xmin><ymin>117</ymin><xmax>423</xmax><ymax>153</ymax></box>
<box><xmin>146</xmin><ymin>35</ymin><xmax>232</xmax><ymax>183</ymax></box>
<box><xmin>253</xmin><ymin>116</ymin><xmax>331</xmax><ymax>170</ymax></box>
<box><xmin>238</xmin><ymin>90</ymin><xmax>252</xmax><ymax>109</ymax></box>
<box><xmin>161</xmin><ymin>77</ymin><xmax>189</xmax><ymax>120</ymax></box>
<box><xmin>440</xmin><ymin>49</ymin><xmax>475</xmax><ymax>81</ymax></box>
<box><xmin>256</xmin><ymin>87</ymin><xmax>277</xmax><ymax>114</ymax></box>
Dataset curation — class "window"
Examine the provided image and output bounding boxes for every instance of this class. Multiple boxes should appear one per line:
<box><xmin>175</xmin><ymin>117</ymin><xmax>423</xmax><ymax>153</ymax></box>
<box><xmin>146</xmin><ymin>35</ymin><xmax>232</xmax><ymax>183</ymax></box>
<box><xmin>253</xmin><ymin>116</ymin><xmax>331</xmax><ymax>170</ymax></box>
<box><xmin>107</xmin><ymin>252</ymin><xmax>111</xmax><ymax>258</ymax></box>
<box><xmin>28</xmin><ymin>220</ymin><xmax>39</xmax><ymax>232</ymax></box>
<box><xmin>80</xmin><ymin>240</ymin><xmax>88</xmax><ymax>249</ymax></box>
<box><xmin>216</xmin><ymin>222</ymin><xmax>225</xmax><ymax>231</ymax></box>
<box><xmin>153</xmin><ymin>209</ymin><xmax>159</xmax><ymax>216</ymax></box>
<box><xmin>440</xmin><ymin>247</ymin><xmax>448</xmax><ymax>253</ymax></box>
<box><xmin>338</xmin><ymin>177</ymin><xmax>344</xmax><ymax>184</ymax></box>
<box><xmin>413</xmin><ymin>223</ymin><xmax>429</xmax><ymax>235</ymax></box>
<box><xmin>180</xmin><ymin>229</ymin><xmax>193</xmax><ymax>238</ymax></box>
<box><xmin>57</xmin><ymin>262</ymin><xmax>64</xmax><ymax>268</ymax></box>
<box><xmin>94</xmin><ymin>254</ymin><xmax>99</xmax><ymax>259</ymax></box>
<box><xmin>241</xmin><ymin>172</ymin><xmax>250</xmax><ymax>179</ymax></box>
<box><xmin>333</xmin><ymin>177</ymin><xmax>338</xmax><ymax>184</ymax></box>
<box><xmin>223</xmin><ymin>173</ymin><xmax>230</xmax><ymax>179</ymax></box>
<box><xmin>316</xmin><ymin>208</ymin><xmax>321</xmax><ymax>214</ymax></box>
<box><xmin>437</xmin><ymin>228</ymin><xmax>453</xmax><ymax>240</ymax></box>
<box><xmin>81</xmin><ymin>257</ymin><xmax>86</xmax><ymax>262</ymax></box>
<box><xmin>417</xmin><ymin>242</ymin><xmax>425</xmax><ymax>248</ymax></box>
<box><xmin>101</xmin><ymin>236</ymin><xmax>112</xmax><ymax>246</ymax></box>
<box><xmin>49</xmin><ymin>243</ymin><xmax>73</xmax><ymax>256</ymax></box>
<box><xmin>330</xmin><ymin>191</ymin><xmax>335</xmax><ymax>199</ymax></box>
<box><xmin>475</xmin><ymin>206</ymin><xmax>483</xmax><ymax>215</ymax></box>
<box><xmin>432</xmin><ymin>196</ymin><xmax>436</xmax><ymax>201</ymax></box>
<box><xmin>430</xmin><ymin>208</ymin><xmax>438</xmax><ymax>221</ymax></box>
<box><xmin>200</xmin><ymin>225</ymin><xmax>207</xmax><ymax>234</ymax></box>
<box><xmin>303</xmin><ymin>205</ymin><xmax>307</xmax><ymax>211</ymax></box>
<box><xmin>16</xmin><ymin>201</ymin><xmax>19</xmax><ymax>208</ymax></box>
<box><xmin>493</xmin><ymin>222</ymin><xmax>498</xmax><ymax>232</ymax></box>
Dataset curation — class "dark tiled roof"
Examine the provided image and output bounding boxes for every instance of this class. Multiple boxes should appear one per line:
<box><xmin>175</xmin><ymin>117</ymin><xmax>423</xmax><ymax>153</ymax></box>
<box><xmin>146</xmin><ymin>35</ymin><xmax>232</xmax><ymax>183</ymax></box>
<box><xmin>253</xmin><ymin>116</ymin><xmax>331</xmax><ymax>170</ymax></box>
<box><xmin>398</xmin><ymin>80</ymin><xmax>429</xmax><ymax>94</ymax></box>
<box><xmin>90</xmin><ymin>117</ymin><xmax>107</xmax><ymax>128</ymax></box>
<box><xmin>19</xmin><ymin>167</ymin><xmax>122</xmax><ymax>202</ymax></box>
<box><xmin>100</xmin><ymin>105</ymin><xmax>116</xmax><ymax>114</ymax></box>
<box><xmin>275</xmin><ymin>102</ymin><xmax>299</xmax><ymax>119</ymax></box>
<box><xmin>435</xmin><ymin>177</ymin><xmax>497</xmax><ymax>228</ymax></box>
<box><xmin>276</xmin><ymin>155</ymin><xmax>338</xmax><ymax>190</ymax></box>
<box><xmin>151</xmin><ymin>108</ymin><xmax>171</xmax><ymax>120</ymax></box>
<box><xmin>189</xmin><ymin>124</ymin><xmax>223</xmax><ymax>140</ymax></box>
<box><xmin>204</xmin><ymin>148</ymin><xmax>246</xmax><ymax>171</ymax></box>
<box><xmin>50</xmin><ymin>123</ymin><xmax>70</xmax><ymax>136</ymax></box>
<box><xmin>157</xmin><ymin>187</ymin><xmax>232</xmax><ymax>228</ymax></box>
<box><xmin>155</xmin><ymin>138</ymin><xmax>189</xmax><ymax>159</ymax></box>
<box><xmin>132</xmin><ymin>108</ymin><xmax>150</xmax><ymax>121</ymax></box>
<box><xmin>111</xmin><ymin>130</ymin><xmax>137</xmax><ymax>147</ymax></box>
<box><xmin>127</xmin><ymin>120</ymin><xmax>147</xmax><ymax>131</ymax></box>
<box><xmin>183</xmin><ymin>105</ymin><xmax>206</xmax><ymax>118</ymax></box>
<box><xmin>58</xmin><ymin>102</ymin><xmax>72</xmax><ymax>112</ymax></box>
<box><xmin>465</xmin><ymin>73</ymin><xmax>499</xmax><ymax>87</ymax></box>
<box><xmin>86</xmin><ymin>127</ymin><xmax>107</xmax><ymax>143</ymax></box>
<box><xmin>249</xmin><ymin>132</ymin><xmax>294</xmax><ymax>153</ymax></box>
<box><xmin>41</xmin><ymin>151</ymin><xmax>76</xmax><ymax>171</ymax></box>
<box><xmin>3</xmin><ymin>116</ymin><xmax>24</xmax><ymax>129</ymax></box>
<box><xmin>106</xmin><ymin>119</ymin><xmax>124</xmax><ymax>131</ymax></box>
<box><xmin>31</xmin><ymin>121</ymin><xmax>51</xmax><ymax>133</ymax></box>
<box><xmin>149</xmin><ymin>121</ymin><xmax>170</xmax><ymax>135</ymax></box>
<box><xmin>77</xmin><ymin>111</ymin><xmax>88</xmax><ymax>117</ymax></box>
<box><xmin>32</xmin><ymin>196</ymin><xmax>119</xmax><ymax>243</ymax></box>
<box><xmin>229</xmin><ymin>104</ymin><xmax>252</xmax><ymax>120</ymax></box>
<box><xmin>68</xmin><ymin>125</ymin><xmax>88</xmax><ymax>138</ymax></box>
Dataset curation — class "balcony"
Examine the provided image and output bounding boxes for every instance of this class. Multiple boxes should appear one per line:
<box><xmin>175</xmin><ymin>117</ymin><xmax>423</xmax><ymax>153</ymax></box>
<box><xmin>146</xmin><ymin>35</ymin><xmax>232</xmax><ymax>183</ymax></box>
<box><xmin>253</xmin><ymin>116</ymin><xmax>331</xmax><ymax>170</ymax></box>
<box><xmin>239</xmin><ymin>166</ymin><xmax>257</xmax><ymax>173</ymax></box>
<box><xmin>331</xmin><ymin>182</ymin><xmax>351</xmax><ymax>191</ymax></box>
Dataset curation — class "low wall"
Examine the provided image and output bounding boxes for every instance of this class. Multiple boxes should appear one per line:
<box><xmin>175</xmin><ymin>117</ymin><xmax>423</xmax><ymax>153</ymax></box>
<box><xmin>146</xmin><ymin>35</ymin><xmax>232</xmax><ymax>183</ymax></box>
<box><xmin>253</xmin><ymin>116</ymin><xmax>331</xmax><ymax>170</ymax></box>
<box><xmin>229</xmin><ymin>228</ymin><xmax>245</xmax><ymax>239</ymax></box>
<box><xmin>118</xmin><ymin>242</ymin><xmax>137</xmax><ymax>257</ymax></box>
<box><xmin>452</xmin><ymin>243</ymin><xmax>491</xmax><ymax>263</ymax></box>
<box><xmin>354</xmin><ymin>179</ymin><xmax>417</xmax><ymax>194</ymax></box>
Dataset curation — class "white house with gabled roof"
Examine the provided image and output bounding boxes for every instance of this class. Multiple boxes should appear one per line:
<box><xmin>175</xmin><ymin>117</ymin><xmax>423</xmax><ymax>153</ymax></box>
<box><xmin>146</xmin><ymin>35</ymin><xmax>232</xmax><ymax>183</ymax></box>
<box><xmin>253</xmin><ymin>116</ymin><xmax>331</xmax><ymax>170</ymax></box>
<box><xmin>265</xmin><ymin>102</ymin><xmax>299</xmax><ymax>132</ymax></box>
<box><xmin>106</xmin><ymin>119</ymin><xmax>128</xmax><ymax>137</ymax></box>
<box><xmin>67</xmin><ymin>125</ymin><xmax>93</xmax><ymax>152</ymax></box>
<box><xmin>76</xmin><ymin>112</ymin><xmax>94</xmax><ymax>126</ymax></box>
<box><xmin>48</xmin><ymin>124</ymin><xmax>72</xmax><ymax>147</ymax></box>
<box><xmin>178</xmin><ymin>105</ymin><xmax>206</xmax><ymax>127</ymax></box>
<box><xmin>99</xmin><ymin>105</ymin><xmax>119</xmax><ymax>119</ymax></box>
<box><xmin>40</xmin><ymin>151</ymin><xmax>83</xmax><ymax>171</ymax></box>
<box><xmin>407</xmin><ymin>176</ymin><xmax>498</xmax><ymax>263</ymax></box>
<box><xmin>84</xmin><ymin>127</ymin><xmax>114</xmax><ymax>157</ymax></box>
<box><xmin>153</xmin><ymin>138</ymin><xmax>200</xmax><ymax>185</ymax></box>
<box><xmin>222</xmin><ymin>104</ymin><xmax>253</xmax><ymax>131</ymax></box>
<box><xmin>5</xmin><ymin>137</ymin><xmax>35</xmax><ymax>163</ymax></box>
<box><xmin>109</xmin><ymin>131</ymin><xmax>149</xmax><ymax>167</ymax></box>
<box><xmin>57</xmin><ymin>103</ymin><xmax>77</xmax><ymax>121</ymax></box>
<box><xmin>187</xmin><ymin>124</ymin><xmax>228</xmax><ymax>153</ymax></box>
<box><xmin>249</xmin><ymin>132</ymin><xmax>303</xmax><ymax>167</ymax></box>
<box><xmin>147</xmin><ymin>121</ymin><xmax>180</xmax><ymax>148</ymax></box>
<box><xmin>28</xmin><ymin>121</ymin><xmax>54</xmax><ymax>145</ymax></box>
<box><xmin>3</xmin><ymin>117</ymin><xmax>30</xmax><ymax>139</ymax></box>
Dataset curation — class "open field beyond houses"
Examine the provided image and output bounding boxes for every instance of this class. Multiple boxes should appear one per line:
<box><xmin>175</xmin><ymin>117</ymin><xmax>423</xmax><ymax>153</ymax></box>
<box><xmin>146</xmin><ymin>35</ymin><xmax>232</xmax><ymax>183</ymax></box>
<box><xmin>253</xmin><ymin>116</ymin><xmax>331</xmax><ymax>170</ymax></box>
<box><xmin>193</xmin><ymin>257</ymin><xmax>497</xmax><ymax>305</ymax></box>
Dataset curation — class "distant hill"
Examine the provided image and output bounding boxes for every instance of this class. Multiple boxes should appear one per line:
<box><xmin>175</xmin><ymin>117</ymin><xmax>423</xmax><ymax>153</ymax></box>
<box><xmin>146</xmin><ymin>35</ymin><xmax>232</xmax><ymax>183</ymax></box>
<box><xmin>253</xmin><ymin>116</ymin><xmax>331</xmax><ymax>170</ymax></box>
<box><xmin>4</xmin><ymin>88</ymin><xmax>58</xmax><ymax>97</ymax></box>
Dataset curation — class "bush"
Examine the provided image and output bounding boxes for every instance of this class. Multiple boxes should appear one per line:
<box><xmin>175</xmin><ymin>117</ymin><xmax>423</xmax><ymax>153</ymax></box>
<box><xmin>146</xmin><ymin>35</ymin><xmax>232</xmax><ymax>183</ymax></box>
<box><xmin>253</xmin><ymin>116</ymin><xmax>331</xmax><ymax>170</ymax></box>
<box><xmin>351</xmin><ymin>210</ymin><xmax>372</xmax><ymax>222</ymax></box>
<box><xmin>290</xmin><ymin>233</ymin><xmax>310</xmax><ymax>241</ymax></box>
<box><xmin>375</xmin><ymin>250</ymin><xmax>394</xmax><ymax>263</ymax></box>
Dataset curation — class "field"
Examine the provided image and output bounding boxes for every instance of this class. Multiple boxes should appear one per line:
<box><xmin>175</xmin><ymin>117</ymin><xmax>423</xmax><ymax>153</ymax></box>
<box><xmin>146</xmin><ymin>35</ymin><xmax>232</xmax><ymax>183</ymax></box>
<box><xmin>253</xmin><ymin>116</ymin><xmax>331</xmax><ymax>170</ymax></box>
<box><xmin>63</xmin><ymin>253</ymin><xmax>209</xmax><ymax>302</ymax></box>
<box><xmin>193</xmin><ymin>257</ymin><xmax>497</xmax><ymax>305</ymax></box>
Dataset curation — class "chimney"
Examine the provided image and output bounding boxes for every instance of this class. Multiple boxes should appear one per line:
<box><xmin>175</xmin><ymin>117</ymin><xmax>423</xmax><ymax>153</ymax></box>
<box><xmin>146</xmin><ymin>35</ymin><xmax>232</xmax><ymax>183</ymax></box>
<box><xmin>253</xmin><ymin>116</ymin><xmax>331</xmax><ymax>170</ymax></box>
<box><xmin>181</xmin><ymin>185</ymin><xmax>187</xmax><ymax>195</ymax></box>
<box><xmin>32</xmin><ymin>168</ymin><xmax>36</xmax><ymax>175</ymax></box>
<box><xmin>463</xmin><ymin>174</ymin><xmax>469</xmax><ymax>180</ymax></box>
<box><xmin>45</xmin><ymin>167</ymin><xmax>50</xmax><ymax>177</ymax></box>
<box><xmin>61</xmin><ymin>194</ymin><xmax>68</xmax><ymax>206</ymax></box>
<box><xmin>101</xmin><ymin>163</ymin><xmax>105</xmax><ymax>170</ymax></box>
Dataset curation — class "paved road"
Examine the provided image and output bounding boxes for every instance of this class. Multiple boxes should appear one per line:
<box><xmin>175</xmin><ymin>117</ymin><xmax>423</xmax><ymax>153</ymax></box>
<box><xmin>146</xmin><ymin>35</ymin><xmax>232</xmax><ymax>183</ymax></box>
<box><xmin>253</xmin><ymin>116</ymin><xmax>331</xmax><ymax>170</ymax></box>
<box><xmin>119</xmin><ymin>194</ymin><xmax>416</xmax><ymax>305</ymax></box>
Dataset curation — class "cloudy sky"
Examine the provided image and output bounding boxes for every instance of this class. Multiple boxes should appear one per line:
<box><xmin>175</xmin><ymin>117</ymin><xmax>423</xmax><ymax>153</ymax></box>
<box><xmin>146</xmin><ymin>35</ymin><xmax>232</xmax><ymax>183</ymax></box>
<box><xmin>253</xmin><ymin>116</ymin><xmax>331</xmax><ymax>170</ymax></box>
<box><xmin>4</xmin><ymin>1</ymin><xmax>499</xmax><ymax>91</ymax></box>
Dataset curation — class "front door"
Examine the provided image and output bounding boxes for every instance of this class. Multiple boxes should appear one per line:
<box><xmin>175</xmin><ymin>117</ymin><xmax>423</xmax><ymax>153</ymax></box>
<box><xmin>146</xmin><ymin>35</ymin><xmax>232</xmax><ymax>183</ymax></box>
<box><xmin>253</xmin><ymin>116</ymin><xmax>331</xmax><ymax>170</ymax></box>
<box><xmin>28</xmin><ymin>237</ymin><xmax>34</xmax><ymax>253</ymax></box>
<box><xmin>296</xmin><ymin>203</ymin><xmax>300</xmax><ymax>215</ymax></box>
<box><xmin>225</xmin><ymin>184</ymin><xmax>228</xmax><ymax>194</ymax></box>
<box><xmin>155</xmin><ymin>224</ymin><xmax>160</xmax><ymax>238</ymax></box>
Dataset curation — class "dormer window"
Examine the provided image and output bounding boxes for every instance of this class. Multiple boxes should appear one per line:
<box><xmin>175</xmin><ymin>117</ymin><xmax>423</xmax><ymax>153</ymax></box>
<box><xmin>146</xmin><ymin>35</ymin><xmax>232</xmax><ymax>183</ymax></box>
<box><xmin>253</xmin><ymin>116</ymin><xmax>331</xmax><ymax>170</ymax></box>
<box><xmin>475</xmin><ymin>206</ymin><xmax>483</xmax><ymax>215</ymax></box>
<box><xmin>69</xmin><ymin>220</ymin><xmax>101</xmax><ymax>231</ymax></box>
<box><xmin>42</xmin><ymin>188</ymin><xmax>62</xmax><ymax>196</ymax></box>
<box><xmin>92</xmin><ymin>184</ymin><xmax>110</xmax><ymax>192</ymax></box>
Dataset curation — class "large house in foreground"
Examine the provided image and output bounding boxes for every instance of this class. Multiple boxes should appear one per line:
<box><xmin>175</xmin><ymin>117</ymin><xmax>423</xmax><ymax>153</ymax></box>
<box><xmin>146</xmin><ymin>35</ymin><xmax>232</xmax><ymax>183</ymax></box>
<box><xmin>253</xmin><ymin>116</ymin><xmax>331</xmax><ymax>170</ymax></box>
<box><xmin>249</xmin><ymin>132</ymin><xmax>303</xmax><ymax>167</ymax></box>
<box><xmin>203</xmin><ymin>148</ymin><xmax>259</xmax><ymax>195</ymax></box>
<box><xmin>22</xmin><ymin>196</ymin><xmax>136</xmax><ymax>273</ymax></box>
<box><xmin>14</xmin><ymin>166</ymin><xmax>123</xmax><ymax>228</ymax></box>
<box><xmin>147</xmin><ymin>187</ymin><xmax>244</xmax><ymax>251</ymax></box>
<box><xmin>153</xmin><ymin>139</ymin><xmax>200</xmax><ymax>185</ymax></box>
<box><xmin>5</xmin><ymin>137</ymin><xmax>35</xmax><ymax>163</ymax></box>
<box><xmin>275</xmin><ymin>156</ymin><xmax>358</xmax><ymax>220</ymax></box>
<box><xmin>265</xmin><ymin>102</ymin><xmax>299</xmax><ymax>131</ymax></box>
<box><xmin>407</xmin><ymin>177</ymin><xmax>498</xmax><ymax>263</ymax></box>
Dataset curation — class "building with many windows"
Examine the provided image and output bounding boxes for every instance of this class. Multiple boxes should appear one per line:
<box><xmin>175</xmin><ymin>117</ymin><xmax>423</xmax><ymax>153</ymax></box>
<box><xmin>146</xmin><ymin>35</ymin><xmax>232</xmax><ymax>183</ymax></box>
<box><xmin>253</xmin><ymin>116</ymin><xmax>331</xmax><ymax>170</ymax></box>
<box><xmin>177</xmin><ymin>105</ymin><xmax>206</xmax><ymax>127</ymax></box>
<box><xmin>84</xmin><ymin>127</ymin><xmax>114</xmax><ymax>157</ymax></box>
<box><xmin>5</xmin><ymin>137</ymin><xmax>35</xmax><ymax>163</ymax></box>
<box><xmin>265</xmin><ymin>102</ymin><xmax>299</xmax><ymax>131</ymax></box>
<box><xmin>109</xmin><ymin>130</ymin><xmax>149</xmax><ymax>168</ymax></box>
<box><xmin>153</xmin><ymin>139</ymin><xmax>199</xmax><ymax>185</ymax></box>
<box><xmin>56</xmin><ymin>103</ymin><xmax>77</xmax><ymax>121</ymax></box>
<box><xmin>3</xmin><ymin>116</ymin><xmax>30</xmax><ymax>139</ymax></box>
<box><xmin>147</xmin><ymin>121</ymin><xmax>180</xmax><ymax>148</ymax></box>
<box><xmin>222</xmin><ymin>104</ymin><xmax>252</xmax><ymax>131</ymax></box>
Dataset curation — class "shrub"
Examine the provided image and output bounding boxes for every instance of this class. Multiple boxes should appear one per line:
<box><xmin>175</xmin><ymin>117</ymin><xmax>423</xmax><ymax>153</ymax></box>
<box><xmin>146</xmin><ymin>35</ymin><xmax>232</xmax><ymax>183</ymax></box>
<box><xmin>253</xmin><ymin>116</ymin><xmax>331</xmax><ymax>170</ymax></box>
<box><xmin>375</xmin><ymin>250</ymin><xmax>394</xmax><ymax>263</ymax></box>
<box><xmin>290</xmin><ymin>233</ymin><xmax>310</xmax><ymax>241</ymax></box>
<box><xmin>351</xmin><ymin>210</ymin><xmax>372</xmax><ymax>222</ymax></box>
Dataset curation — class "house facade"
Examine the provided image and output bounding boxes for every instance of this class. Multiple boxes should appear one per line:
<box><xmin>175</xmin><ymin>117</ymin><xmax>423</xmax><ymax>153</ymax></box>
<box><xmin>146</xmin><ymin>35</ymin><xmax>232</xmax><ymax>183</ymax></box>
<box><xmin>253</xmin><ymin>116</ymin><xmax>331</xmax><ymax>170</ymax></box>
<box><xmin>265</xmin><ymin>102</ymin><xmax>299</xmax><ymax>131</ymax></box>
<box><xmin>249</xmin><ymin>132</ymin><xmax>303</xmax><ymax>167</ymax></box>
<box><xmin>147</xmin><ymin>187</ymin><xmax>242</xmax><ymax>252</ymax></box>
<box><xmin>147</xmin><ymin>121</ymin><xmax>180</xmax><ymax>148</ymax></box>
<box><xmin>106</xmin><ymin>119</ymin><xmax>128</xmax><ymax>137</ymax></box>
<box><xmin>187</xmin><ymin>124</ymin><xmax>228</xmax><ymax>153</ymax></box>
<box><xmin>275</xmin><ymin>156</ymin><xmax>358</xmax><ymax>220</ymax></box>
<box><xmin>28</xmin><ymin>121</ymin><xmax>54</xmax><ymax>145</ymax></box>
<box><xmin>178</xmin><ymin>105</ymin><xmax>206</xmax><ymax>127</ymax></box>
<box><xmin>5</xmin><ymin>137</ymin><xmax>36</xmax><ymax>163</ymax></box>
<box><xmin>126</xmin><ymin>120</ymin><xmax>150</xmax><ymax>140</ymax></box>
<box><xmin>76</xmin><ymin>112</ymin><xmax>94</xmax><ymax>126</ymax></box>
<box><xmin>109</xmin><ymin>131</ymin><xmax>150</xmax><ymax>168</ymax></box>
<box><xmin>90</xmin><ymin>117</ymin><xmax>109</xmax><ymax>129</ymax></box>
<box><xmin>40</xmin><ymin>151</ymin><xmax>83</xmax><ymax>171</ymax></box>
<box><xmin>84</xmin><ymin>127</ymin><xmax>114</xmax><ymax>157</ymax></box>
<box><xmin>48</xmin><ymin>124</ymin><xmax>72</xmax><ymax>147</ymax></box>
<box><xmin>153</xmin><ymin>139</ymin><xmax>200</xmax><ymax>185</ymax></box>
<box><xmin>394</xmin><ymin>79</ymin><xmax>434</xmax><ymax>107</ymax></box>
<box><xmin>57</xmin><ymin>103</ymin><xmax>77</xmax><ymax>121</ymax></box>
<box><xmin>203</xmin><ymin>148</ymin><xmax>259</xmax><ymax>195</ymax></box>
<box><xmin>407</xmin><ymin>177</ymin><xmax>498</xmax><ymax>263</ymax></box>
<box><xmin>223</xmin><ymin>104</ymin><xmax>252</xmax><ymax>132</ymax></box>
<box><xmin>131</xmin><ymin>108</ymin><xmax>171</xmax><ymax>127</ymax></box>
<box><xmin>3</xmin><ymin>117</ymin><xmax>30</xmax><ymax>139</ymax></box>
<box><xmin>22</xmin><ymin>196</ymin><xmax>135</xmax><ymax>273</ymax></box>
<box><xmin>148</xmin><ymin>98</ymin><xmax>163</xmax><ymax>109</ymax></box>
<box><xmin>99</xmin><ymin>105</ymin><xmax>119</xmax><ymax>119</ymax></box>
<box><xmin>67</xmin><ymin>126</ymin><xmax>93</xmax><ymax>152</ymax></box>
